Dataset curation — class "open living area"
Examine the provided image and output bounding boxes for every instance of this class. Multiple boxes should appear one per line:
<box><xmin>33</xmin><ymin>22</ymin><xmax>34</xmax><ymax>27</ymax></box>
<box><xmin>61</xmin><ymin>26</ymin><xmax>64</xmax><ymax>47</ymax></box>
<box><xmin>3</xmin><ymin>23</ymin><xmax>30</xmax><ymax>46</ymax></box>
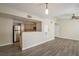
<box><xmin>0</xmin><ymin>3</ymin><xmax>79</xmax><ymax>56</ymax></box>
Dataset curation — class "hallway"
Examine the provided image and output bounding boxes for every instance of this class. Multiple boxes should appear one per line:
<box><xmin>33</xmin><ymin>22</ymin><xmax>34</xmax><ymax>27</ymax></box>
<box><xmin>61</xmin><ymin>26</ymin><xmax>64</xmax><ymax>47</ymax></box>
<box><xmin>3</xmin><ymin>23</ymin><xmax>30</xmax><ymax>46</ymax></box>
<box><xmin>0</xmin><ymin>37</ymin><xmax>79</xmax><ymax>56</ymax></box>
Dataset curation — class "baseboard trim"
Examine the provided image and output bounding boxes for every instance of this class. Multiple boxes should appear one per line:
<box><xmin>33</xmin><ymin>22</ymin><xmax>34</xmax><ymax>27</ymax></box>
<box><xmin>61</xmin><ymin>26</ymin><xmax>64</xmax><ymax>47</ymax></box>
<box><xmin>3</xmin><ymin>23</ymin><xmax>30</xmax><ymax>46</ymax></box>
<box><xmin>55</xmin><ymin>37</ymin><xmax>79</xmax><ymax>41</ymax></box>
<box><xmin>0</xmin><ymin>43</ymin><xmax>13</xmax><ymax>47</ymax></box>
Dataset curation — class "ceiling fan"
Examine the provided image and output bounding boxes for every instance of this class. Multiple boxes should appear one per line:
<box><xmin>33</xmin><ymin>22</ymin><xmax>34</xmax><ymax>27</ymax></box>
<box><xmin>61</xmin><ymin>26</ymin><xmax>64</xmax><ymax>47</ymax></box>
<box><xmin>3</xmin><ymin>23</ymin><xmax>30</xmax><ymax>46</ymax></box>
<box><xmin>72</xmin><ymin>14</ymin><xmax>79</xmax><ymax>19</ymax></box>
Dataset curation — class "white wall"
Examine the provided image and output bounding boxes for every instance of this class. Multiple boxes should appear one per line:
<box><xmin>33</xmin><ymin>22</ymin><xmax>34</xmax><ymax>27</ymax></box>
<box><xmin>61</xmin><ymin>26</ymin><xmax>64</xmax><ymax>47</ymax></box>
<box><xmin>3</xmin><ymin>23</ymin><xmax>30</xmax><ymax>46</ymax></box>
<box><xmin>22</xmin><ymin>32</ymin><xmax>46</xmax><ymax>50</ymax></box>
<box><xmin>0</xmin><ymin>17</ymin><xmax>13</xmax><ymax>46</ymax></box>
<box><xmin>42</xmin><ymin>19</ymin><xmax>55</xmax><ymax>40</ymax></box>
<box><xmin>55</xmin><ymin>19</ymin><xmax>61</xmax><ymax>37</ymax></box>
<box><xmin>55</xmin><ymin>19</ymin><xmax>79</xmax><ymax>40</ymax></box>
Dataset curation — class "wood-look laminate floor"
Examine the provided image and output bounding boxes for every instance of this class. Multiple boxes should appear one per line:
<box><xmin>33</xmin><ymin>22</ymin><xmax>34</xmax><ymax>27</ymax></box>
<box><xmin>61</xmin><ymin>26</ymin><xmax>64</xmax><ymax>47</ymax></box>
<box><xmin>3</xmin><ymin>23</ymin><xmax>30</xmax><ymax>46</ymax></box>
<box><xmin>0</xmin><ymin>37</ymin><xmax>79</xmax><ymax>56</ymax></box>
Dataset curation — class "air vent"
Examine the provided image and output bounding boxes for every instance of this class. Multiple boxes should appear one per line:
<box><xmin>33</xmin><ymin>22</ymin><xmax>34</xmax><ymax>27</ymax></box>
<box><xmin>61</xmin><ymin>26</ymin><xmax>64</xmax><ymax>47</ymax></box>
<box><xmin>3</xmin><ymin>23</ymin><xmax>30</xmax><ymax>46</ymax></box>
<box><xmin>27</xmin><ymin>15</ymin><xmax>32</xmax><ymax>18</ymax></box>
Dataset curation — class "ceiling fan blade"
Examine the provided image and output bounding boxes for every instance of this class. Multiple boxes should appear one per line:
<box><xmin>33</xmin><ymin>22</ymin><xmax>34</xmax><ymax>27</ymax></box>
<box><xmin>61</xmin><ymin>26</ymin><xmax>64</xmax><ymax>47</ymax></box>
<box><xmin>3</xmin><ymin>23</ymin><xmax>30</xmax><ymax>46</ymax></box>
<box><xmin>72</xmin><ymin>14</ymin><xmax>75</xmax><ymax>19</ymax></box>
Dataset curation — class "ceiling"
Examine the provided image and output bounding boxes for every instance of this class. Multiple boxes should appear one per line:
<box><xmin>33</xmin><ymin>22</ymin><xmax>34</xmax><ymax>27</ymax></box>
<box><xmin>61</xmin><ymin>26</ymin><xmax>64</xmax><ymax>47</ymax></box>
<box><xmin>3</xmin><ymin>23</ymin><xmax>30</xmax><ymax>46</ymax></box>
<box><xmin>0</xmin><ymin>3</ymin><xmax>79</xmax><ymax>19</ymax></box>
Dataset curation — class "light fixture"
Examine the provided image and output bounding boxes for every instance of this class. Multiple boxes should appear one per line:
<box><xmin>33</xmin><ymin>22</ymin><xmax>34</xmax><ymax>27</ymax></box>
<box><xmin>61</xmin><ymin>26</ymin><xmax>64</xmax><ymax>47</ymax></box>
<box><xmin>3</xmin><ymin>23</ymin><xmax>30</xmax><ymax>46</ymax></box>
<box><xmin>45</xmin><ymin>3</ymin><xmax>48</xmax><ymax>15</ymax></box>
